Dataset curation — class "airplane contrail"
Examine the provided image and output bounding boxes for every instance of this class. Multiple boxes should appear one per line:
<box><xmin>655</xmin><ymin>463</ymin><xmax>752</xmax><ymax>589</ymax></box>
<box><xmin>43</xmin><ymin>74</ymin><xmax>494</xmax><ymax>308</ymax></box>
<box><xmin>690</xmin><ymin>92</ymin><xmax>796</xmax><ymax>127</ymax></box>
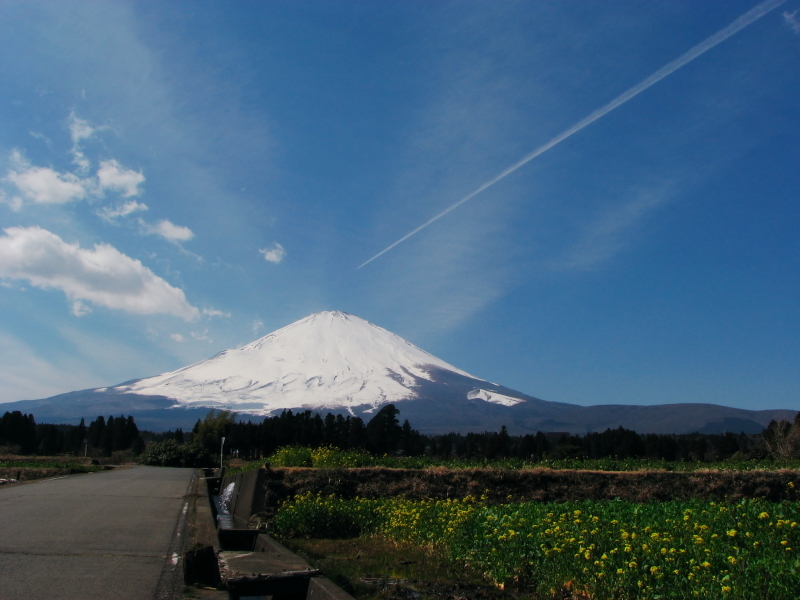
<box><xmin>358</xmin><ymin>0</ymin><xmax>786</xmax><ymax>269</ymax></box>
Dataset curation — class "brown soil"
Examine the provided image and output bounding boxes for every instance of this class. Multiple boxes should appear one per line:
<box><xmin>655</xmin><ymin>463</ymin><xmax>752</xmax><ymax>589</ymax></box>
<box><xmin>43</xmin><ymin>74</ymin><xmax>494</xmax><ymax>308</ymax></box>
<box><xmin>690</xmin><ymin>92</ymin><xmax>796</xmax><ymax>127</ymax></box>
<box><xmin>262</xmin><ymin>467</ymin><xmax>800</xmax><ymax>506</ymax></box>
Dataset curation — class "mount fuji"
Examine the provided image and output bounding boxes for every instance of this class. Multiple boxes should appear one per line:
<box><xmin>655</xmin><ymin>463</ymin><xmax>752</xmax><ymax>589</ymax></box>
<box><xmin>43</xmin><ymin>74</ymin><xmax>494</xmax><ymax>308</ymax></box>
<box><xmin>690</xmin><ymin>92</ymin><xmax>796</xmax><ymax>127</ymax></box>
<box><xmin>118</xmin><ymin>310</ymin><xmax>495</xmax><ymax>413</ymax></box>
<box><xmin>0</xmin><ymin>311</ymin><xmax>794</xmax><ymax>433</ymax></box>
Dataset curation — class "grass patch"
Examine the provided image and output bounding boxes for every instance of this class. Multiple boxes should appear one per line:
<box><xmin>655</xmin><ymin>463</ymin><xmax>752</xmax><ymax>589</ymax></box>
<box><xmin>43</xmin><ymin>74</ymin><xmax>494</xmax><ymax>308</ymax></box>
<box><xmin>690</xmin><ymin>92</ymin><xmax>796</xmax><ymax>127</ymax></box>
<box><xmin>284</xmin><ymin>536</ymin><xmax>533</xmax><ymax>600</ymax></box>
<box><xmin>0</xmin><ymin>456</ymin><xmax>104</xmax><ymax>482</ymax></box>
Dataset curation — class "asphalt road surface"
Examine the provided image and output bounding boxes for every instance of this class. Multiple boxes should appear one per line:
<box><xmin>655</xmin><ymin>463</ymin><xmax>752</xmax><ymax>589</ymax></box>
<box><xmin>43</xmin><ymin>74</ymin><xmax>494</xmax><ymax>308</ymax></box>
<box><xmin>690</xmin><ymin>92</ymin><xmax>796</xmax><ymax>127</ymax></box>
<box><xmin>0</xmin><ymin>466</ymin><xmax>195</xmax><ymax>600</ymax></box>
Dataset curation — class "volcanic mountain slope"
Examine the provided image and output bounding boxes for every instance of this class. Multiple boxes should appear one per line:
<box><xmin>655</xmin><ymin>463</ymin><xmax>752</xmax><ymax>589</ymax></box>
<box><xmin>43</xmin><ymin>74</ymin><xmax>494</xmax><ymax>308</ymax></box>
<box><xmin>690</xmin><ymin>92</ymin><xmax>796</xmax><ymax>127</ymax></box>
<box><xmin>0</xmin><ymin>311</ymin><xmax>794</xmax><ymax>433</ymax></box>
<box><xmin>117</xmin><ymin>311</ymin><xmax>486</xmax><ymax>413</ymax></box>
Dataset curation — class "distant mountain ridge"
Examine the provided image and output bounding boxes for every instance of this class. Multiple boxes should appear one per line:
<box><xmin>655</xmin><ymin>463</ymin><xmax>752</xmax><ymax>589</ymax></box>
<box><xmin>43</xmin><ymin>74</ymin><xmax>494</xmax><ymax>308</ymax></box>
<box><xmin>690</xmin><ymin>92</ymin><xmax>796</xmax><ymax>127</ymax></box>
<box><xmin>0</xmin><ymin>311</ymin><xmax>794</xmax><ymax>433</ymax></box>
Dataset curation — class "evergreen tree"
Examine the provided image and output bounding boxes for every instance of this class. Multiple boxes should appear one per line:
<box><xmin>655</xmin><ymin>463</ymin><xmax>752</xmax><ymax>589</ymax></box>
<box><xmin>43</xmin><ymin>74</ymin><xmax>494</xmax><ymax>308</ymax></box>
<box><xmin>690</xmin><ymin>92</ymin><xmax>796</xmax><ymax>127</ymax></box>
<box><xmin>101</xmin><ymin>416</ymin><xmax>115</xmax><ymax>456</ymax></box>
<box><xmin>38</xmin><ymin>424</ymin><xmax>64</xmax><ymax>455</ymax></box>
<box><xmin>0</xmin><ymin>411</ymin><xmax>38</xmax><ymax>454</ymax></box>
<box><xmin>87</xmin><ymin>416</ymin><xmax>106</xmax><ymax>449</ymax></box>
<box><xmin>124</xmin><ymin>416</ymin><xmax>139</xmax><ymax>449</ymax></box>
<box><xmin>65</xmin><ymin>418</ymin><xmax>87</xmax><ymax>455</ymax></box>
<box><xmin>365</xmin><ymin>404</ymin><xmax>403</xmax><ymax>454</ymax></box>
<box><xmin>131</xmin><ymin>435</ymin><xmax>145</xmax><ymax>455</ymax></box>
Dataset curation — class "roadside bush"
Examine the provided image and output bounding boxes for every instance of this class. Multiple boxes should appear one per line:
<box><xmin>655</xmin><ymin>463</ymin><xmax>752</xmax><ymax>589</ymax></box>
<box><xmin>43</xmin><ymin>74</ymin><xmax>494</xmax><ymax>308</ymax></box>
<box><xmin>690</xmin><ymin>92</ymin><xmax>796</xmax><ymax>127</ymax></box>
<box><xmin>139</xmin><ymin>439</ymin><xmax>184</xmax><ymax>466</ymax></box>
<box><xmin>269</xmin><ymin>446</ymin><xmax>313</xmax><ymax>467</ymax></box>
<box><xmin>138</xmin><ymin>439</ymin><xmax>213</xmax><ymax>467</ymax></box>
<box><xmin>182</xmin><ymin>441</ymin><xmax>213</xmax><ymax>467</ymax></box>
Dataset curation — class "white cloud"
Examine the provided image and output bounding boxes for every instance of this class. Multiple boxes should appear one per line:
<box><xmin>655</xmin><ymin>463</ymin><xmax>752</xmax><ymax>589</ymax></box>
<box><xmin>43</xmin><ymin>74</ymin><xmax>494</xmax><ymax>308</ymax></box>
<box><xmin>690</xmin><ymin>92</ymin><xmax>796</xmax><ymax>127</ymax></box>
<box><xmin>0</xmin><ymin>190</ymin><xmax>23</xmax><ymax>212</ymax></box>
<box><xmin>29</xmin><ymin>131</ymin><xmax>53</xmax><ymax>148</ymax></box>
<box><xmin>259</xmin><ymin>242</ymin><xmax>285</xmax><ymax>264</ymax></box>
<box><xmin>0</xmin><ymin>226</ymin><xmax>200</xmax><ymax>320</ymax></box>
<box><xmin>170</xmin><ymin>333</ymin><xmax>184</xmax><ymax>342</ymax></box>
<box><xmin>68</xmin><ymin>113</ymin><xmax>99</xmax><ymax>174</ymax></box>
<box><xmin>96</xmin><ymin>159</ymin><xmax>144</xmax><ymax>197</ymax></box>
<box><xmin>5</xmin><ymin>150</ymin><xmax>88</xmax><ymax>204</ymax></box>
<box><xmin>71</xmin><ymin>300</ymin><xmax>92</xmax><ymax>317</ymax></box>
<box><xmin>202</xmin><ymin>308</ymin><xmax>231</xmax><ymax>318</ymax></box>
<box><xmin>97</xmin><ymin>199</ymin><xmax>149</xmax><ymax>221</ymax></box>
<box><xmin>140</xmin><ymin>218</ymin><xmax>194</xmax><ymax>242</ymax></box>
<box><xmin>68</xmin><ymin>112</ymin><xmax>96</xmax><ymax>144</ymax></box>
<box><xmin>252</xmin><ymin>319</ymin><xmax>264</xmax><ymax>334</ymax></box>
<box><xmin>191</xmin><ymin>329</ymin><xmax>211</xmax><ymax>342</ymax></box>
<box><xmin>784</xmin><ymin>11</ymin><xmax>800</xmax><ymax>35</ymax></box>
<box><xmin>4</xmin><ymin>150</ymin><xmax>145</xmax><ymax>207</ymax></box>
<box><xmin>72</xmin><ymin>151</ymin><xmax>91</xmax><ymax>174</ymax></box>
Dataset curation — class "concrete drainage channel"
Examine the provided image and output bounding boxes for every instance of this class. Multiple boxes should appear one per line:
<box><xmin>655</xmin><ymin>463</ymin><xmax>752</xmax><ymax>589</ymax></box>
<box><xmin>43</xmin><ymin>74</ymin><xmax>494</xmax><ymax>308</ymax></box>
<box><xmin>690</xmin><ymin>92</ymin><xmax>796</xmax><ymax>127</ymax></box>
<box><xmin>186</xmin><ymin>467</ymin><xmax>353</xmax><ymax>600</ymax></box>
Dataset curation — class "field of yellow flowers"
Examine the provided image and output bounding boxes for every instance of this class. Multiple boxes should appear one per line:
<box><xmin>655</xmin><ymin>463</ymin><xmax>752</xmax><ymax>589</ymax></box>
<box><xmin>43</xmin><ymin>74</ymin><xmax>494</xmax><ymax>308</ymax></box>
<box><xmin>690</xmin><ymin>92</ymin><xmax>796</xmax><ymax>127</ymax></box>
<box><xmin>273</xmin><ymin>490</ymin><xmax>800</xmax><ymax>599</ymax></box>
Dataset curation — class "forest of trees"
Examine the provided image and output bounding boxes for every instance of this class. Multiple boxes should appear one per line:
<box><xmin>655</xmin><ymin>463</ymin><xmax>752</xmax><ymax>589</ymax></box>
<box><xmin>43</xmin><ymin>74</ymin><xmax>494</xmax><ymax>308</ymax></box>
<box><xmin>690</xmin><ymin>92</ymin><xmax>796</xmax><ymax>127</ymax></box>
<box><xmin>221</xmin><ymin>404</ymin><xmax>425</xmax><ymax>459</ymax></box>
<box><xmin>3</xmin><ymin>404</ymin><xmax>799</xmax><ymax>464</ymax></box>
<box><xmin>0</xmin><ymin>411</ymin><xmax>143</xmax><ymax>456</ymax></box>
<box><xmin>204</xmin><ymin>405</ymin><xmax>788</xmax><ymax>463</ymax></box>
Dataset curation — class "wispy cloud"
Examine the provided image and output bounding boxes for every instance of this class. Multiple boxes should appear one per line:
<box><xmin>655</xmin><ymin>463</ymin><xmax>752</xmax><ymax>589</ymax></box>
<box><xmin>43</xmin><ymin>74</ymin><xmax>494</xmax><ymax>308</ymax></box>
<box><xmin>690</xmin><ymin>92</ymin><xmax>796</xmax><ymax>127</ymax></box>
<box><xmin>68</xmin><ymin>112</ymin><xmax>96</xmax><ymax>144</ymax></box>
<box><xmin>552</xmin><ymin>188</ymin><xmax>669</xmax><ymax>271</ymax></box>
<box><xmin>71</xmin><ymin>300</ymin><xmax>92</xmax><ymax>317</ymax></box>
<box><xmin>784</xmin><ymin>10</ymin><xmax>800</xmax><ymax>34</ymax></box>
<box><xmin>170</xmin><ymin>333</ymin><xmax>184</xmax><ymax>342</ymax></box>
<box><xmin>68</xmin><ymin>112</ymin><xmax>102</xmax><ymax>174</ymax></box>
<box><xmin>29</xmin><ymin>131</ymin><xmax>52</xmax><ymax>148</ymax></box>
<box><xmin>252</xmin><ymin>319</ymin><xmax>264</xmax><ymax>334</ymax></box>
<box><xmin>139</xmin><ymin>218</ymin><xmax>194</xmax><ymax>243</ymax></box>
<box><xmin>191</xmin><ymin>329</ymin><xmax>211</xmax><ymax>342</ymax></box>
<box><xmin>0</xmin><ymin>226</ymin><xmax>200</xmax><ymax>320</ymax></box>
<box><xmin>202</xmin><ymin>307</ymin><xmax>231</xmax><ymax>318</ymax></box>
<box><xmin>0</xmin><ymin>190</ymin><xmax>23</xmax><ymax>212</ymax></box>
<box><xmin>259</xmin><ymin>242</ymin><xmax>285</xmax><ymax>264</ymax></box>
<box><xmin>0</xmin><ymin>332</ymin><xmax>103</xmax><ymax>403</ymax></box>
<box><xmin>358</xmin><ymin>0</ymin><xmax>787</xmax><ymax>269</ymax></box>
<box><xmin>97</xmin><ymin>199</ymin><xmax>149</xmax><ymax>221</ymax></box>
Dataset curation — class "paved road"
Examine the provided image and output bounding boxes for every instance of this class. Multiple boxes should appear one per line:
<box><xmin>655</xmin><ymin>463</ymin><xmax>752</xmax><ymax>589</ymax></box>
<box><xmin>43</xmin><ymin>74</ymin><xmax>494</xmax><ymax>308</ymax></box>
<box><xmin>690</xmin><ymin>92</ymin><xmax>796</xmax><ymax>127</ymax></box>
<box><xmin>0</xmin><ymin>466</ymin><xmax>195</xmax><ymax>600</ymax></box>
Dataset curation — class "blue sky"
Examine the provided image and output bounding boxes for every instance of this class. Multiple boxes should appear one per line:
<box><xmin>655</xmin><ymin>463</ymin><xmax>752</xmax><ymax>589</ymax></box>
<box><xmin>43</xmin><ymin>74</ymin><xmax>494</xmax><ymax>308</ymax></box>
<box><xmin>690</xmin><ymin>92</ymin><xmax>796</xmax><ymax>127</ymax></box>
<box><xmin>0</xmin><ymin>1</ymin><xmax>797</xmax><ymax>411</ymax></box>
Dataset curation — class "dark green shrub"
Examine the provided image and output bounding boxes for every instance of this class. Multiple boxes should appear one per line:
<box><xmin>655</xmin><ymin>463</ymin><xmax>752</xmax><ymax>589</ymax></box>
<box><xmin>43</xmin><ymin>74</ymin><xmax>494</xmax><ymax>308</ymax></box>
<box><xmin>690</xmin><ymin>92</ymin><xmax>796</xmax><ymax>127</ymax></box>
<box><xmin>138</xmin><ymin>438</ymin><xmax>213</xmax><ymax>467</ymax></box>
<box><xmin>139</xmin><ymin>439</ymin><xmax>185</xmax><ymax>467</ymax></box>
<box><xmin>182</xmin><ymin>440</ymin><xmax>213</xmax><ymax>467</ymax></box>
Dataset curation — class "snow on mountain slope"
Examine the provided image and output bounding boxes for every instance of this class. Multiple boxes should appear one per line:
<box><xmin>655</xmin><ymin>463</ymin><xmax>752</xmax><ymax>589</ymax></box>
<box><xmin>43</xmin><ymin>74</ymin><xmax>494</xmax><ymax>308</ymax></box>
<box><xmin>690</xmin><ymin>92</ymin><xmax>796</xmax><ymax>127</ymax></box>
<box><xmin>467</xmin><ymin>388</ymin><xmax>526</xmax><ymax>407</ymax></box>
<box><xmin>117</xmin><ymin>311</ymin><xmax>497</xmax><ymax>414</ymax></box>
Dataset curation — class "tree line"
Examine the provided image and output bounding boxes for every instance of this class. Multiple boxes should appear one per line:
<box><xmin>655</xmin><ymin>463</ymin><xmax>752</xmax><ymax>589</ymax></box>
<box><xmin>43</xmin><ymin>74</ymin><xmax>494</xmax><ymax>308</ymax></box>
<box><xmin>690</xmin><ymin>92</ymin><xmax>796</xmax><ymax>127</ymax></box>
<box><xmin>202</xmin><ymin>405</ymin><xmax>794</xmax><ymax>463</ymax></box>
<box><xmin>4</xmin><ymin>405</ymin><xmax>799</xmax><ymax>463</ymax></box>
<box><xmin>0</xmin><ymin>411</ymin><xmax>143</xmax><ymax>456</ymax></box>
<box><xmin>222</xmin><ymin>404</ymin><xmax>425</xmax><ymax>458</ymax></box>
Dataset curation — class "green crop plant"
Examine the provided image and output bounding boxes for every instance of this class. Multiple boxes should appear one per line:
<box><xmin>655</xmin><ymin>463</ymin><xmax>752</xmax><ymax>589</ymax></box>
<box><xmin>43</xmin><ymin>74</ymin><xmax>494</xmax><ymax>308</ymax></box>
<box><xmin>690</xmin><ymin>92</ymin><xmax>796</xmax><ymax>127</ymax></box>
<box><xmin>227</xmin><ymin>445</ymin><xmax>800</xmax><ymax>474</ymax></box>
<box><xmin>273</xmin><ymin>488</ymin><xmax>800</xmax><ymax>599</ymax></box>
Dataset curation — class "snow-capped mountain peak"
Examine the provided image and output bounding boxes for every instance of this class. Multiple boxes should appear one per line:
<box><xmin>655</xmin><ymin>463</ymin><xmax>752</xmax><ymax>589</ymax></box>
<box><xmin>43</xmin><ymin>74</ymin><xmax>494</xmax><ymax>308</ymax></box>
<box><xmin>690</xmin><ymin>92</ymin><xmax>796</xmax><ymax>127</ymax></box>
<box><xmin>116</xmin><ymin>311</ymin><xmax>491</xmax><ymax>414</ymax></box>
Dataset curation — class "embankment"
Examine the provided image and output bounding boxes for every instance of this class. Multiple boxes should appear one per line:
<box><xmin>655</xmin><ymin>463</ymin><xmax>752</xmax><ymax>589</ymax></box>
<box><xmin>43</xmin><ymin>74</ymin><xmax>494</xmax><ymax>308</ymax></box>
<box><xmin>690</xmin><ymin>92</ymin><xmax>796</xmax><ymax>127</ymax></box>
<box><xmin>262</xmin><ymin>467</ymin><xmax>800</xmax><ymax>505</ymax></box>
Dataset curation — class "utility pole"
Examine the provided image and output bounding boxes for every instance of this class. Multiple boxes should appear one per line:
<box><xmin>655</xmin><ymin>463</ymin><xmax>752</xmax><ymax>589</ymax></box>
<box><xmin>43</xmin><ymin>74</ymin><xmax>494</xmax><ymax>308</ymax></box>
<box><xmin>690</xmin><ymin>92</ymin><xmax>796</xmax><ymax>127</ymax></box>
<box><xmin>84</xmin><ymin>438</ymin><xmax>88</xmax><ymax>458</ymax></box>
<box><xmin>220</xmin><ymin>436</ymin><xmax>226</xmax><ymax>473</ymax></box>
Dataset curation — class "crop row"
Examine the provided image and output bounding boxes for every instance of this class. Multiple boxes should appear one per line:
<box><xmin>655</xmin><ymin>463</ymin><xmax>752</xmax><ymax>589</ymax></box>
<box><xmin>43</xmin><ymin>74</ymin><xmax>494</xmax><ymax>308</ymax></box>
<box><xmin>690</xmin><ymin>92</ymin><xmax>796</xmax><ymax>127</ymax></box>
<box><xmin>227</xmin><ymin>445</ymin><xmax>800</xmax><ymax>473</ymax></box>
<box><xmin>273</xmin><ymin>491</ymin><xmax>800</xmax><ymax>599</ymax></box>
